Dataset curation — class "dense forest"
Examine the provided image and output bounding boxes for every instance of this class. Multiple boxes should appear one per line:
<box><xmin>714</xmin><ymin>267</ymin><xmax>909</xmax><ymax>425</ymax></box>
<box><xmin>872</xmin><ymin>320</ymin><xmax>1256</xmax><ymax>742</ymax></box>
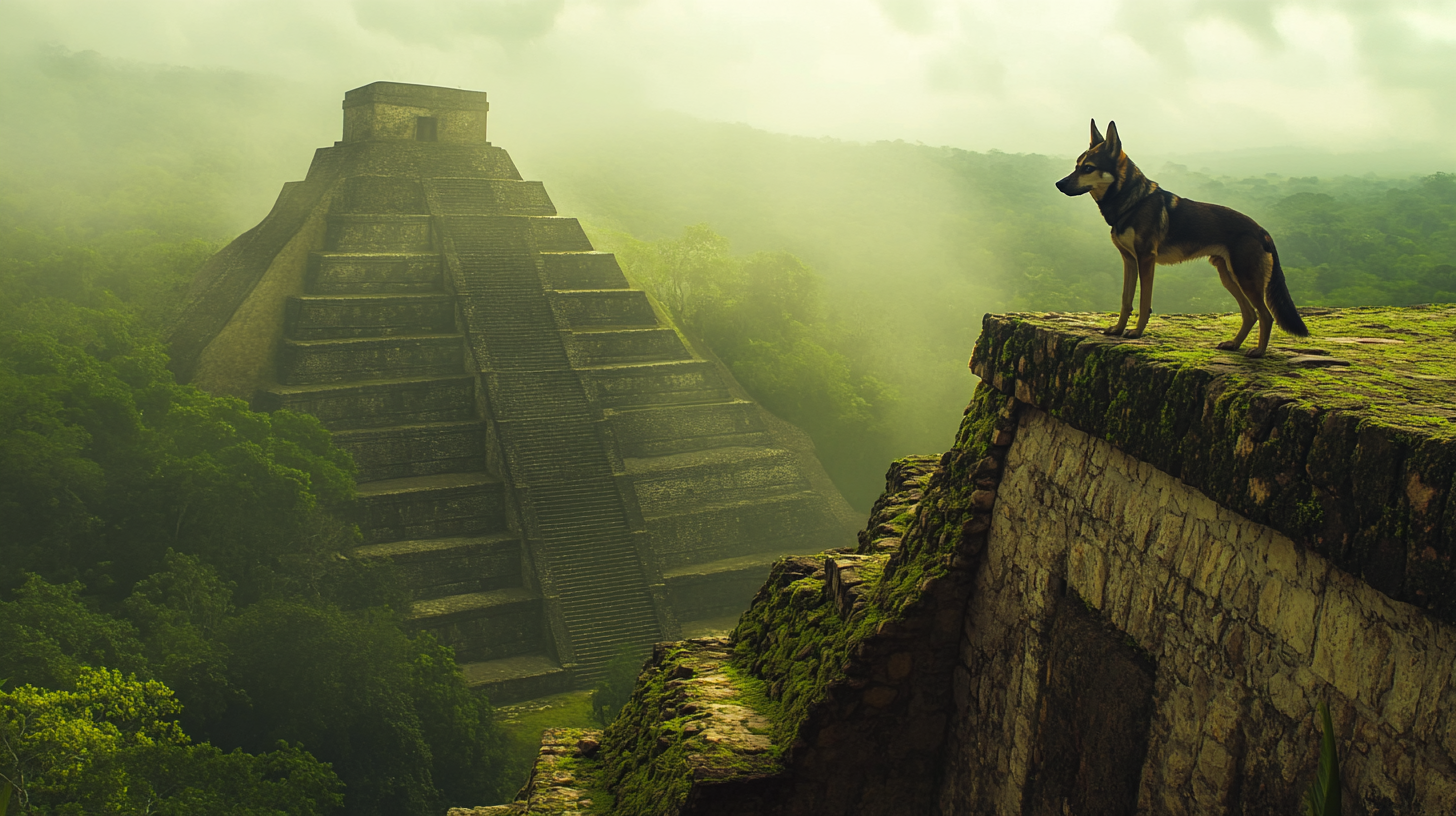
<box><xmin>2</xmin><ymin>48</ymin><xmax>1454</xmax><ymax>812</ymax></box>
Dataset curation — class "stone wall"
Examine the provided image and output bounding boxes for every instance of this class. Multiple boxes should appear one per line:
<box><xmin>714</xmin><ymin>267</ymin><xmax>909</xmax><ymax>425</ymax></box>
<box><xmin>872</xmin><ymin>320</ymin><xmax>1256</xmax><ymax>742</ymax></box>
<box><xmin>940</xmin><ymin>405</ymin><xmax>1456</xmax><ymax>815</ymax></box>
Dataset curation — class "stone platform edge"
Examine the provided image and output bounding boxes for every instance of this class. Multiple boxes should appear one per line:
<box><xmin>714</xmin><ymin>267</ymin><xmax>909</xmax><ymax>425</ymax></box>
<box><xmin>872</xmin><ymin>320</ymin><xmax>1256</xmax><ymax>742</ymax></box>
<box><xmin>970</xmin><ymin>308</ymin><xmax>1456</xmax><ymax>624</ymax></box>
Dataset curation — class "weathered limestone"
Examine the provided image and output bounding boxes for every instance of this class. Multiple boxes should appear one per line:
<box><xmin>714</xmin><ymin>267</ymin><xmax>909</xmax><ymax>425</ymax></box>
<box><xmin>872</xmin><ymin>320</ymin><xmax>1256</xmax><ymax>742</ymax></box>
<box><xmin>510</xmin><ymin>307</ymin><xmax>1456</xmax><ymax>815</ymax></box>
<box><xmin>168</xmin><ymin>82</ymin><xmax>857</xmax><ymax>700</ymax></box>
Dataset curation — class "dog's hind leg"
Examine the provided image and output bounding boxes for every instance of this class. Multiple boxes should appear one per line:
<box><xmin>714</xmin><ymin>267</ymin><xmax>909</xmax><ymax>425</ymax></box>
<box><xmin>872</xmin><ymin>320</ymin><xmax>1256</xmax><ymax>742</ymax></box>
<box><xmin>1105</xmin><ymin>248</ymin><xmax>1138</xmax><ymax>336</ymax></box>
<box><xmin>1213</xmin><ymin>255</ymin><xmax>1257</xmax><ymax>352</ymax></box>
<box><xmin>1225</xmin><ymin>243</ymin><xmax>1276</xmax><ymax>357</ymax></box>
<box><xmin>1125</xmin><ymin>253</ymin><xmax>1157</xmax><ymax>338</ymax></box>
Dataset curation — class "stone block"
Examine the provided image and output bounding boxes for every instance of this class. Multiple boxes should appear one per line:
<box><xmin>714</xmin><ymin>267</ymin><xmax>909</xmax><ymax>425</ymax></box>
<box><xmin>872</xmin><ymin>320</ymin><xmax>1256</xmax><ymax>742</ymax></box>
<box><xmin>540</xmin><ymin>252</ymin><xmax>629</xmax><ymax>291</ymax></box>
<box><xmin>644</xmin><ymin>491</ymin><xmax>836</xmax><ymax>569</ymax></box>
<box><xmin>530</xmin><ymin>217</ymin><xmax>592</xmax><ymax>252</ymax></box>
<box><xmin>409</xmin><ymin>588</ymin><xmax>543</xmax><ymax>662</ymax></box>
<box><xmin>325</xmin><ymin>213</ymin><xmax>434</xmax><ymax>252</ymax></box>
<box><xmin>430</xmin><ymin>178</ymin><xmax>555</xmax><ymax>216</ymax></box>
<box><xmin>286</xmin><ymin>293</ymin><xmax>457</xmax><ymax>339</ymax></box>
<box><xmin>354</xmin><ymin>533</ymin><xmax>523</xmax><ymax>600</ymax></box>
<box><xmin>331</xmin><ymin>176</ymin><xmax>428</xmax><ymax>214</ymax></box>
<box><xmin>565</xmin><ymin>327</ymin><xmax>690</xmax><ymax>366</ymax></box>
<box><xmin>585</xmin><ymin>360</ymin><xmax>731</xmax><ymax>409</ymax></box>
<box><xmin>629</xmin><ymin>447</ymin><xmax>810</xmax><ymax>516</ymax></box>
<box><xmin>331</xmin><ymin>420</ymin><xmax>487</xmax><ymax>482</ymax></box>
<box><xmin>308</xmin><ymin>251</ymin><xmax>443</xmax><ymax>294</ymax></box>
<box><xmin>355</xmin><ymin>473</ymin><xmax>508</xmax><ymax>544</ymax></box>
<box><xmin>255</xmin><ymin>375</ymin><xmax>476</xmax><ymax>431</ymax></box>
<box><xmin>609</xmin><ymin>401</ymin><xmax>770</xmax><ymax>458</ymax></box>
<box><xmin>552</xmin><ymin>289</ymin><xmax>657</xmax><ymax>329</ymax></box>
<box><xmin>277</xmin><ymin>334</ymin><xmax>465</xmax><ymax>385</ymax></box>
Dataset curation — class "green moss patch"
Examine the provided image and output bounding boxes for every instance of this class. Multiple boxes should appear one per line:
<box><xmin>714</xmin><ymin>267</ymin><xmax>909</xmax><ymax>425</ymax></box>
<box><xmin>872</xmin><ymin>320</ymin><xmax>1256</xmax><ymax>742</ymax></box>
<box><xmin>598</xmin><ymin>639</ymin><xmax>783</xmax><ymax>816</ymax></box>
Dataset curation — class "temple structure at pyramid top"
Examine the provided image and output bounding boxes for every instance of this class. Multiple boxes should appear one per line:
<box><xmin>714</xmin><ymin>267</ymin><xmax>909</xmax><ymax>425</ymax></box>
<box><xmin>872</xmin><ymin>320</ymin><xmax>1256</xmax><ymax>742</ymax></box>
<box><xmin>168</xmin><ymin>82</ymin><xmax>858</xmax><ymax>700</ymax></box>
<box><xmin>341</xmin><ymin>81</ymin><xmax>490</xmax><ymax>144</ymax></box>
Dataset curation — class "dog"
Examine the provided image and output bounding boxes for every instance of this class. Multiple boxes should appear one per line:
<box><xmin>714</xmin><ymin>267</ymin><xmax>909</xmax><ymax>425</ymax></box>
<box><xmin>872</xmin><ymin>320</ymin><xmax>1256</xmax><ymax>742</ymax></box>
<box><xmin>1055</xmin><ymin>120</ymin><xmax>1308</xmax><ymax>357</ymax></box>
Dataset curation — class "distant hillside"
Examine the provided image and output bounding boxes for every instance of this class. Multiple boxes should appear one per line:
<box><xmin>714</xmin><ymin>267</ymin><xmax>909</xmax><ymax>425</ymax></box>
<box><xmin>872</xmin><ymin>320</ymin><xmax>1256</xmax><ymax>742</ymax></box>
<box><xmin>5</xmin><ymin>47</ymin><xmax>1452</xmax><ymax>504</ymax></box>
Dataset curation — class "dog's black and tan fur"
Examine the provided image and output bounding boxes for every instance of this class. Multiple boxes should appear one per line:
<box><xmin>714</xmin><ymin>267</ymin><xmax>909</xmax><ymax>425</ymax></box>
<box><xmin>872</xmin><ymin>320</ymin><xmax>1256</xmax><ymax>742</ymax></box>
<box><xmin>1056</xmin><ymin>119</ymin><xmax>1308</xmax><ymax>356</ymax></box>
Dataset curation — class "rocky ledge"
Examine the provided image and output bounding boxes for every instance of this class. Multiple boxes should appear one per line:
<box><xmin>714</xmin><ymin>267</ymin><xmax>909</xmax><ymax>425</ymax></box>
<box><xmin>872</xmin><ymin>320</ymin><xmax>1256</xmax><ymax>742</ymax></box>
<box><xmin>972</xmin><ymin>306</ymin><xmax>1456</xmax><ymax>622</ymax></box>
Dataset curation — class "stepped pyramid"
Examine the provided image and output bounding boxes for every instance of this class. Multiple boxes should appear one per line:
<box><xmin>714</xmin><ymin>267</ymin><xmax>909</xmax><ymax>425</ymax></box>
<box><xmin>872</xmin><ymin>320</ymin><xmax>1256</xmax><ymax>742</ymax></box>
<box><xmin>168</xmin><ymin>82</ymin><xmax>858</xmax><ymax>700</ymax></box>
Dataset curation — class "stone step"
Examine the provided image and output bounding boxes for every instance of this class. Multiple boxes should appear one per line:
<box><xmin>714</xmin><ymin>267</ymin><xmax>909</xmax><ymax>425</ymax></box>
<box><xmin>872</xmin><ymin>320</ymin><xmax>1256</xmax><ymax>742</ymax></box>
<box><xmin>429</xmin><ymin>177</ymin><xmax>557</xmax><ymax>216</ymax></box>
<box><xmin>550</xmin><ymin>289</ymin><xmax>657</xmax><ymax>329</ymax></box>
<box><xmin>529</xmin><ymin>217</ymin><xmax>593</xmax><ymax>252</ymax></box>
<box><xmin>254</xmin><ymin>375</ymin><xmax>476</xmax><ymax>431</ymax></box>
<box><xmin>308</xmin><ymin>252</ymin><xmax>443</xmax><ymax>294</ymax></box>
<box><xmin>325</xmin><ymin>213</ymin><xmax>434</xmax><ymax>252</ymax></box>
<box><xmin>332</xmin><ymin>420</ymin><xmax>487</xmax><ymax>482</ymax></box>
<box><xmin>566</xmin><ymin>328</ymin><xmax>691</xmax><ymax>367</ymax></box>
<box><xmin>608</xmin><ymin>400</ymin><xmax>772</xmax><ymax>457</ymax></box>
<box><xmin>540</xmin><ymin>252</ymin><xmax>630</xmax><ymax>291</ymax></box>
<box><xmin>330</xmin><ymin>177</ymin><xmax>428</xmax><ymax>215</ymax></box>
<box><xmin>407</xmin><ymin>588</ymin><xmax>543</xmax><ymax>664</ymax></box>
<box><xmin>461</xmin><ymin>654</ymin><xmax>573</xmax><ymax>704</ymax></box>
<box><xmin>355</xmin><ymin>472</ymin><xmax>508</xmax><ymax>545</ymax></box>
<box><xmin>277</xmin><ymin>334</ymin><xmax>464</xmax><ymax>385</ymax></box>
<box><xmin>481</xmin><ymin>371</ymin><xmax>593</xmax><ymax>421</ymax></box>
<box><xmin>583</xmin><ymin>360</ymin><xmax>731</xmax><ymax>409</ymax></box>
<box><xmin>645</xmin><ymin>490</ymin><xmax>842</xmax><ymax>570</ymax></box>
<box><xmin>353</xmin><ymin>533</ymin><xmax>524</xmax><ymax>600</ymax></box>
<box><xmin>285</xmin><ymin>293</ymin><xmax>457</xmax><ymax>340</ymax></box>
<box><xmin>664</xmin><ymin>553</ymin><xmax>787</xmax><ymax>623</ymax></box>
<box><xmin>627</xmin><ymin>446</ymin><xmax>810</xmax><ymax>516</ymax></box>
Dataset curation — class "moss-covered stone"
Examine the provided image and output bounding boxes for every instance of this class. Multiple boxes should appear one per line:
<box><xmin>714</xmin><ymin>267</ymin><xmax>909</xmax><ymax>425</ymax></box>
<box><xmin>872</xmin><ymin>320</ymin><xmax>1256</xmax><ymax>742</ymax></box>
<box><xmin>971</xmin><ymin>307</ymin><xmax>1456</xmax><ymax>620</ymax></box>
<box><xmin>597</xmin><ymin>638</ymin><xmax>784</xmax><ymax>816</ymax></box>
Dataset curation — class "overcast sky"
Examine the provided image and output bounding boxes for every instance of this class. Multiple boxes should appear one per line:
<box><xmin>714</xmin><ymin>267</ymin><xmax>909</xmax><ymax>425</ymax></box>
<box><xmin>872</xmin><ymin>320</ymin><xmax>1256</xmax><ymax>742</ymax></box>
<box><xmin>6</xmin><ymin>0</ymin><xmax>1456</xmax><ymax>166</ymax></box>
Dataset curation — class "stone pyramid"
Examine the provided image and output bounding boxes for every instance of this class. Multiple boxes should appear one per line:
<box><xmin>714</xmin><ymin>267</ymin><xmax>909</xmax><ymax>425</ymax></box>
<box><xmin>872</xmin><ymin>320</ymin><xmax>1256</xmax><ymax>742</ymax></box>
<box><xmin>168</xmin><ymin>81</ymin><xmax>858</xmax><ymax>701</ymax></box>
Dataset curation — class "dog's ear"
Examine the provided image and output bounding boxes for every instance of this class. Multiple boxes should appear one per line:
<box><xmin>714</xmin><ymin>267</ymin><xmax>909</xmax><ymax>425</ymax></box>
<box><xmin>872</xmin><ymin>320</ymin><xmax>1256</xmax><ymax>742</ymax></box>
<box><xmin>1106</xmin><ymin>120</ymin><xmax>1122</xmax><ymax>155</ymax></box>
<box><xmin>1090</xmin><ymin>119</ymin><xmax>1103</xmax><ymax>147</ymax></box>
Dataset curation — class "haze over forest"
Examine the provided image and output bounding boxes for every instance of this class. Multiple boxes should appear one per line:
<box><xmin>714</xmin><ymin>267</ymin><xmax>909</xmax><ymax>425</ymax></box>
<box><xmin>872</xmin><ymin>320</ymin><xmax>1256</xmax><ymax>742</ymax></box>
<box><xmin>3</xmin><ymin>2</ymin><xmax>1456</xmax><ymax>812</ymax></box>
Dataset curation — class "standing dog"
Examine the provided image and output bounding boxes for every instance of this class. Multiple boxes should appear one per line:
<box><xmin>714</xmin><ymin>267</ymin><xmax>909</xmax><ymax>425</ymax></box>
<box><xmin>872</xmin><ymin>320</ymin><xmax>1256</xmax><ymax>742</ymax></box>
<box><xmin>1055</xmin><ymin>120</ymin><xmax>1308</xmax><ymax>357</ymax></box>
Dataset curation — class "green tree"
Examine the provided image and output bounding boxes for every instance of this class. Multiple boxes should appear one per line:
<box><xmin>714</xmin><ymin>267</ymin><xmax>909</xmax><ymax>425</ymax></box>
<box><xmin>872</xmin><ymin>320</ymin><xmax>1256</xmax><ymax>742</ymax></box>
<box><xmin>0</xmin><ymin>666</ymin><xmax>342</xmax><ymax>815</ymax></box>
<box><xmin>215</xmin><ymin>601</ymin><xmax>513</xmax><ymax>815</ymax></box>
<box><xmin>0</xmin><ymin>299</ymin><xmax>356</xmax><ymax>599</ymax></box>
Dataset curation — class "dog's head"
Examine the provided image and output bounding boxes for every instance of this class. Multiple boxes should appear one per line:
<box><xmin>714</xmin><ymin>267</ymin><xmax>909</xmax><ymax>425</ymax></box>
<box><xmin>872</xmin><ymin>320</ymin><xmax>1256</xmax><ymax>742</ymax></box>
<box><xmin>1056</xmin><ymin>119</ymin><xmax>1122</xmax><ymax>199</ymax></box>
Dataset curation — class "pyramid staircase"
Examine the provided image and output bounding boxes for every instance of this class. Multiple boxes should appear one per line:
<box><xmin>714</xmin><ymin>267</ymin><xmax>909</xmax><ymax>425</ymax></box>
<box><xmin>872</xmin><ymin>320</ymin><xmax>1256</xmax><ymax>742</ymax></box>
<box><xmin>257</xmin><ymin>177</ymin><xmax>577</xmax><ymax>699</ymax></box>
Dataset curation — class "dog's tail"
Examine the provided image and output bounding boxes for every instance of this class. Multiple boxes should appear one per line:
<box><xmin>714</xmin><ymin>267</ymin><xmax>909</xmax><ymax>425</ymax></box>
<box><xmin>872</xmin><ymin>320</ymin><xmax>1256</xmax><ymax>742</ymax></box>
<box><xmin>1263</xmin><ymin>235</ymin><xmax>1309</xmax><ymax>337</ymax></box>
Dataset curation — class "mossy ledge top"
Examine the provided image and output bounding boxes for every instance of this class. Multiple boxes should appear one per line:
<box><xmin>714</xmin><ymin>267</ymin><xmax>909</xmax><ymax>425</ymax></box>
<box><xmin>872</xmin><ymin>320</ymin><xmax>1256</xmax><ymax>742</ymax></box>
<box><xmin>970</xmin><ymin>306</ymin><xmax>1456</xmax><ymax>623</ymax></box>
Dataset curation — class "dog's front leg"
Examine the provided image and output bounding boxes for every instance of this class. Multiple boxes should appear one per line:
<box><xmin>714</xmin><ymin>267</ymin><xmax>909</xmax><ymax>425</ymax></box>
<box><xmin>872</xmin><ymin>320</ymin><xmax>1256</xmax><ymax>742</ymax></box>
<box><xmin>1125</xmin><ymin>253</ymin><xmax>1156</xmax><ymax>338</ymax></box>
<box><xmin>1105</xmin><ymin>249</ymin><xmax>1138</xmax><ymax>335</ymax></box>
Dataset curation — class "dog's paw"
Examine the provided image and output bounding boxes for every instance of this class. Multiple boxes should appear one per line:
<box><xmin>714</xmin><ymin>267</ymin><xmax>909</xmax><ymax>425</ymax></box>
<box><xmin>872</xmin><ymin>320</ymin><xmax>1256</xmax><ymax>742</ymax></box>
<box><xmin>1102</xmin><ymin>326</ymin><xmax>1125</xmax><ymax>336</ymax></box>
<box><xmin>1244</xmin><ymin>348</ymin><xmax>1266</xmax><ymax>359</ymax></box>
<box><xmin>1123</xmin><ymin>329</ymin><xmax>1144</xmax><ymax>339</ymax></box>
<box><xmin>1216</xmin><ymin>340</ymin><xmax>1241</xmax><ymax>351</ymax></box>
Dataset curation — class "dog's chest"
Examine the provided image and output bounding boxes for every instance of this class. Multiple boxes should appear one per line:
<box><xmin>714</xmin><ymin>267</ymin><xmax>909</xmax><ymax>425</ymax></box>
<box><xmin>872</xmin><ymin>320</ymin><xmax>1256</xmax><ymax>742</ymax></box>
<box><xmin>1112</xmin><ymin>227</ymin><xmax>1138</xmax><ymax>253</ymax></box>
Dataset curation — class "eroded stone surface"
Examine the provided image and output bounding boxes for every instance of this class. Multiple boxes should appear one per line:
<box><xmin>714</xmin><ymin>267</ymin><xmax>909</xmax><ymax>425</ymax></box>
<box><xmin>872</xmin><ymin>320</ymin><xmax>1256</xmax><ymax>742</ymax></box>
<box><xmin>940</xmin><ymin>406</ymin><xmax>1456</xmax><ymax>815</ymax></box>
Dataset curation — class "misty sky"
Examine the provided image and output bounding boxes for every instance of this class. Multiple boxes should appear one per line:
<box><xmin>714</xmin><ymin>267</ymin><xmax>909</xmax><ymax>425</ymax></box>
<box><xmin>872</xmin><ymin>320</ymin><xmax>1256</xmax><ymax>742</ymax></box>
<box><xmin>6</xmin><ymin>0</ymin><xmax>1456</xmax><ymax>166</ymax></box>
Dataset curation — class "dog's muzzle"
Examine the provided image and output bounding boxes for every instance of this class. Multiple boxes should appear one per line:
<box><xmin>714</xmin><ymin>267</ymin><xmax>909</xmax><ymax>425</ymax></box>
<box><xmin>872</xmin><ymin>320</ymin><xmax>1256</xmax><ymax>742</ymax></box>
<box><xmin>1055</xmin><ymin>174</ymin><xmax>1086</xmax><ymax>196</ymax></box>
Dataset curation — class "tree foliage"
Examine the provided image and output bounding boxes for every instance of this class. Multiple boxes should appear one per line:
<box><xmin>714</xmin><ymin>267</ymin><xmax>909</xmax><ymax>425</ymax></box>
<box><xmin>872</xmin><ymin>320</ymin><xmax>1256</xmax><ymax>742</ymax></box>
<box><xmin>0</xmin><ymin>666</ymin><xmax>343</xmax><ymax>815</ymax></box>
